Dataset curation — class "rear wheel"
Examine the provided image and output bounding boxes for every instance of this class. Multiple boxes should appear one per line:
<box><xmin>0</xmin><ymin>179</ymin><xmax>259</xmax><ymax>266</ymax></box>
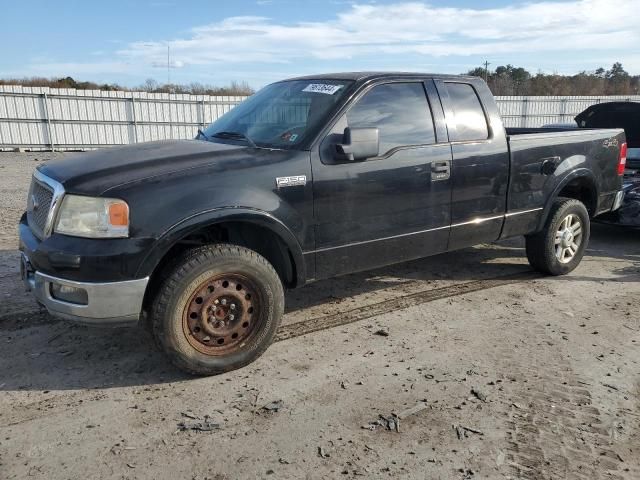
<box><xmin>525</xmin><ymin>198</ymin><xmax>590</xmax><ymax>275</ymax></box>
<box><xmin>151</xmin><ymin>244</ymin><xmax>284</xmax><ymax>375</ymax></box>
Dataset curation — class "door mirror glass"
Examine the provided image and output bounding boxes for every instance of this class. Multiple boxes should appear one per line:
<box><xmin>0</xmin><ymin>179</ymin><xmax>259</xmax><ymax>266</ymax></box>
<box><xmin>334</xmin><ymin>127</ymin><xmax>379</xmax><ymax>162</ymax></box>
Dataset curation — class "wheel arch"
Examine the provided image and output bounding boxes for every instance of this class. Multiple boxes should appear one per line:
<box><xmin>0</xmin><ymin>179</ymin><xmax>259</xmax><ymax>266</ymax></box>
<box><xmin>137</xmin><ymin>208</ymin><xmax>306</xmax><ymax>296</ymax></box>
<box><xmin>537</xmin><ymin>170</ymin><xmax>598</xmax><ymax>231</ymax></box>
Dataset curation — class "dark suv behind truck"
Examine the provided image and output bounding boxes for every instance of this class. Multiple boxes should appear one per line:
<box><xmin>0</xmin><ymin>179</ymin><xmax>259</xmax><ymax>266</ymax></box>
<box><xmin>19</xmin><ymin>73</ymin><xmax>626</xmax><ymax>375</ymax></box>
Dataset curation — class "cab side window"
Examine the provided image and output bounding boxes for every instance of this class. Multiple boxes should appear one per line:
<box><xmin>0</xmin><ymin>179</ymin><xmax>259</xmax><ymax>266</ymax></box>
<box><xmin>346</xmin><ymin>82</ymin><xmax>436</xmax><ymax>155</ymax></box>
<box><xmin>444</xmin><ymin>83</ymin><xmax>489</xmax><ymax>142</ymax></box>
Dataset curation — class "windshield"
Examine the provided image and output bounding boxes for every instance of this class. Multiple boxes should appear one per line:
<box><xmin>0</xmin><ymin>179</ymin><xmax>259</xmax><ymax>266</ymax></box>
<box><xmin>202</xmin><ymin>79</ymin><xmax>354</xmax><ymax>149</ymax></box>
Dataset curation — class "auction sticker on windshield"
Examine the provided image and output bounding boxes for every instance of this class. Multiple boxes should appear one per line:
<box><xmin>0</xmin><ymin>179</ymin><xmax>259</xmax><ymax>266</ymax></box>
<box><xmin>302</xmin><ymin>84</ymin><xmax>343</xmax><ymax>95</ymax></box>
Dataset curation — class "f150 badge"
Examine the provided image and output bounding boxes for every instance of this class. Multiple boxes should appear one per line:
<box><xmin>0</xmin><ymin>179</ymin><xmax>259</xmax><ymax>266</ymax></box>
<box><xmin>276</xmin><ymin>175</ymin><xmax>307</xmax><ymax>188</ymax></box>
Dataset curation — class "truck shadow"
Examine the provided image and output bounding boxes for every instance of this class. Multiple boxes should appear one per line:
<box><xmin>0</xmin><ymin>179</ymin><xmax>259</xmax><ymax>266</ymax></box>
<box><xmin>284</xmin><ymin>240</ymin><xmax>529</xmax><ymax>314</ymax></box>
<box><xmin>563</xmin><ymin>223</ymin><xmax>640</xmax><ymax>282</ymax></box>
<box><xmin>286</xmin><ymin>224</ymin><xmax>640</xmax><ymax>314</ymax></box>
<box><xmin>0</xmin><ymin>223</ymin><xmax>637</xmax><ymax>392</ymax></box>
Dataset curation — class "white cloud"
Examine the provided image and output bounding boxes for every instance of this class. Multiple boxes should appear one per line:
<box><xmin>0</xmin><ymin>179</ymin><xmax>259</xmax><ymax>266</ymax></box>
<box><xmin>116</xmin><ymin>0</ymin><xmax>639</xmax><ymax>66</ymax></box>
<box><xmin>26</xmin><ymin>61</ymin><xmax>135</xmax><ymax>76</ymax></box>
<box><xmin>20</xmin><ymin>0</ymin><xmax>640</xmax><ymax>83</ymax></box>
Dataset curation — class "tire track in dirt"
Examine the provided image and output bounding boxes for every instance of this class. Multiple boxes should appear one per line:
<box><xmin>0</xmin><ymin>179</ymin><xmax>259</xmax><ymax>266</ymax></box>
<box><xmin>1</xmin><ymin>271</ymin><xmax>541</xmax><ymax>334</ymax></box>
<box><xmin>275</xmin><ymin>271</ymin><xmax>540</xmax><ymax>342</ymax></box>
<box><xmin>0</xmin><ymin>271</ymin><xmax>540</xmax><ymax>430</ymax></box>
<box><xmin>0</xmin><ymin>272</ymin><xmax>19</xmax><ymax>279</ymax></box>
<box><xmin>0</xmin><ymin>391</ymin><xmax>107</xmax><ymax>428</ymax></box>
<box><xmin>0</xmin><ymin>269</ymin><xmax>543</xmax><ymax>430</ymax></box>
<box><xmin>492</xmin><ymin>322</ymin><xmax>626</xmax><ymax>479</ymax></box>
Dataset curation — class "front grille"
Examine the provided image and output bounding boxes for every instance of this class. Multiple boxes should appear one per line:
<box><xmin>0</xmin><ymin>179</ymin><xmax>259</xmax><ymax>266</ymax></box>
<box><xmin>27</xmin><ymin>179</ymin><xmax>54</xmax><ymax>238</ymax></box>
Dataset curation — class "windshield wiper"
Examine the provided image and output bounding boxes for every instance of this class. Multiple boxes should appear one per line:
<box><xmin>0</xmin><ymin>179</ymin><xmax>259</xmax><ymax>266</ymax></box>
<box><xmin>196</xmin><ymin>128</ymin><xmax>209</xmax><ymax>140</ymax></box>
<box><xmin>211</xmin><ymin>131</ymin><xmax>257</xmax><ymax>148</ymax></box>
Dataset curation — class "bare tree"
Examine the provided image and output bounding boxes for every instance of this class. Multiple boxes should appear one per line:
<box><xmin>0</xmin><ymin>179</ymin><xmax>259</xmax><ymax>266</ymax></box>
<box><xmin>0</xmin><ymin>76</ymin><xmax>255</xmax><ymax>96</ymax></box>
<box><xmin>466</xmin><ymin>63</ymin><xmax>640</xmax><ymax>96</ymax></box>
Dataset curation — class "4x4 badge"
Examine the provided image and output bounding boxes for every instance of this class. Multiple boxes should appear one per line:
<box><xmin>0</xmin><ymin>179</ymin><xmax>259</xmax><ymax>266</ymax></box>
<box><xmin>276</xmin><ymin>175</ymin><xmax>307</xmax><ymax>188</ymax></box>
<box><xmin>603</xmin><ymin>138</ymin><xmax>619</xmax><ymax>148</ymax></box>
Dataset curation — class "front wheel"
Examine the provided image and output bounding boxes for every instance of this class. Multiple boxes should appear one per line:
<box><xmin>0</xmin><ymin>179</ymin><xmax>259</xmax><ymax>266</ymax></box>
<box><xmin>525</xmin><ymin>198</ymin><xmax>590</xmax><ymax>275</ymax></box>
<box><xmin>151</xmin><ymin>244</ymin><xmax>284</xmax><ymax>375</ymax></box>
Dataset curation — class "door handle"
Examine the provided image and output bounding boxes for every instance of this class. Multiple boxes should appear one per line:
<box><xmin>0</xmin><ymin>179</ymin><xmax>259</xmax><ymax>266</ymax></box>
<box><xmin>431</xmin><ymin>160</ymin><xmax>450</xmax><ymax>181</ymax></box>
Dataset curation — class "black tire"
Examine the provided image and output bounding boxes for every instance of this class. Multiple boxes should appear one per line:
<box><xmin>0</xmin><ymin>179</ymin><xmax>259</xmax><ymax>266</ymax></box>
<box><xmin>151</xmin><ymin>244</ymin><xmax>284</xmax><ymax>375</ymax></box>
<box><xmin>525</xmin><ymin>197</ymin><xmax>590</xmax><ymax>275</ymax></box>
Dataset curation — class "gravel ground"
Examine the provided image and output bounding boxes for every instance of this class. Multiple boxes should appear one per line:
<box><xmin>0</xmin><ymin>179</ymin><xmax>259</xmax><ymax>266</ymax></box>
<box><xmin>0</xmin><ymin>152</ymin><xmax>638</xmax><ymax>479</ymax></box>
<box><xmin>0</xmin><ymin>152</ymin><xmax>76</xmax><ymax>250</ymax></box>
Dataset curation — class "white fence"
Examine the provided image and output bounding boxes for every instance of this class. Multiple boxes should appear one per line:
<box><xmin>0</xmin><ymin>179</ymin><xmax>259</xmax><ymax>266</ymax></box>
<box><xmin>1</xmin><ymin>85</ymin><xmax>639</xmax><ymax>151</ymax></box>
<box><xmin>497</xmin><ymin>95</ymin><xmax>640</xmax><ymax>128</ymax></box>
<box><xmin>0</xmin><ymin>85</ymin><xmax>247</xmax><ymax>151</ymax></box>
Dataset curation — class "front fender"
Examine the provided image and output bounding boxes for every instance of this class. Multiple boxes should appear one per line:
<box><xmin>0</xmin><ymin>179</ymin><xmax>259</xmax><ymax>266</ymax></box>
<box><xmin>136</xmin><ymin>207</ymin><xmax>306</xmax><ymax>286</ymax></box>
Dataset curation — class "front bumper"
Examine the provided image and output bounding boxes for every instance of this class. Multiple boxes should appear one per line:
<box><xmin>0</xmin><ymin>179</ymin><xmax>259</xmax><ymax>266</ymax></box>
<box><xmin>21</xmin><ymin>252</ymin><xmax>148</xmax><ymax>326</ymax></box>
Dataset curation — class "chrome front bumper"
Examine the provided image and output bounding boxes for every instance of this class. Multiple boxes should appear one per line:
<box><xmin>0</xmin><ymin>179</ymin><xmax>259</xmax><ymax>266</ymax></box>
<box><xmin>21</xmin><ymin>253</ymin><xmax>148</xmax><ymax>326</ymax></box>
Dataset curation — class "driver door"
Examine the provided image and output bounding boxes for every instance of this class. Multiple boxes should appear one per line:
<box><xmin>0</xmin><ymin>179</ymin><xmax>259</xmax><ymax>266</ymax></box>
<box><xmin>310</xmin><ymin>80</ymin><xmax>453</xmax><ymax>279</ymax></box>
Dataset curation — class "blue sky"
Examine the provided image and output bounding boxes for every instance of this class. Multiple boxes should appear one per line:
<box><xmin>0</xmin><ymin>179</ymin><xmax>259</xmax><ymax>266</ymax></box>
<box><xmin>1</xmin><ymin>0</ymin><xmax>638</xmax><ymax>89</ymax></box>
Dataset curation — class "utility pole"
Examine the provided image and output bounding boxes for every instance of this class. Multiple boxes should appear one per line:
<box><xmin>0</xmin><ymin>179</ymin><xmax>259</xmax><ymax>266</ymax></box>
<box><xmin>484</xmin><ymin>60</ymin><xmax>491</xmax><ymax>83</ymax></box>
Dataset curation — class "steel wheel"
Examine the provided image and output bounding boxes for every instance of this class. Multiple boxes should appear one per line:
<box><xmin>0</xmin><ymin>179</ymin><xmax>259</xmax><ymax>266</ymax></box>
<box><xmin>554</xmin><ymin>213</ymin><xmax>583</xmax><ymax>264</ymax></box>
<box><xmin>182</xmin><ymin>273</ymin><xmax>262</xmax><ymax>356</ymax></box>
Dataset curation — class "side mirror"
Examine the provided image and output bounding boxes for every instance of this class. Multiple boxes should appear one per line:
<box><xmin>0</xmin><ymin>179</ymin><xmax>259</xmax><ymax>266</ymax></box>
<box><xmin>334</xmin><ymin>127</ymin><xmax>379</xmax><ymax>162</ymax></box>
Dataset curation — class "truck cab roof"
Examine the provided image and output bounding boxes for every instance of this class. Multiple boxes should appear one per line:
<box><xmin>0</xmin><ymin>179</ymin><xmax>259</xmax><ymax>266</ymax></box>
<box><xmin>283</xmin><ymin>72</ymin><xmax>478</xmax><ymax>83</ymax></box>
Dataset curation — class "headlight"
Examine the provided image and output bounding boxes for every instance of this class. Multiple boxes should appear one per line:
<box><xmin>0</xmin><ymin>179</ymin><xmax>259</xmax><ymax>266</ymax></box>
<box><xmin>54</xmin><ymin>195</ymin><xmax>129</xmax><ymax>238</ymax></box>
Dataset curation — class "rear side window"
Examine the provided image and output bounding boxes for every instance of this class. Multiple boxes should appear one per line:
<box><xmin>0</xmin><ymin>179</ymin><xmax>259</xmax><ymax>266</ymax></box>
<box><xmin>445</xmin><ymin>83</ymin><xmax>489</xmax><ymax>142</ymax></box>
<box><xmin>346</xmin><ymin>82</ymin><xmax>435</xmax><ymax>154</ymax></box>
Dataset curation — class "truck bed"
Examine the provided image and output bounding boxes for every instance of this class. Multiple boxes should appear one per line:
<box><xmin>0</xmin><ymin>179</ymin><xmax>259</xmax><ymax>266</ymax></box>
<box><xmin>499</xmin><ymin>126</ymin><xmax>626</xmax><ymax>238</ymax></box>
<box><xmin>506</xmin><ymin>127</ymin><xmax>578</xmax><ymax>135</ymax></box>
<box><xmin>507</xmin><ymin>127</ymin><xmax>637</xmax><ymax>169</ymax></box>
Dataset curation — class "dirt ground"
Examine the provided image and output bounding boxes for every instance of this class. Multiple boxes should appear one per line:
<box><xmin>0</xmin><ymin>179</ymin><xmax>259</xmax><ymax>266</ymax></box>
<box><xmin>0</xmin><ymin>152</ymin><xmax>638</xmax><ymax>480</ymax></box>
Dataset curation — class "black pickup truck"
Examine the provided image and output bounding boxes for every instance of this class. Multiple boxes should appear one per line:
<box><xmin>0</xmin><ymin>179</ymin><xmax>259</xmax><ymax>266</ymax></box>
<box><xmin>19</xmin><ymin>73</ymin><xmax>626</xmax><ymax>375</ymax></box>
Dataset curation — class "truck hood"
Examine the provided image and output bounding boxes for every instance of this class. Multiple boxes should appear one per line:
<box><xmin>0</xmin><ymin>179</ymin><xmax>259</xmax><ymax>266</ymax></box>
<box><xmin>38</xmin><ymin>140</ymin><xmax>250</xmax><ymax>194</ymax></box>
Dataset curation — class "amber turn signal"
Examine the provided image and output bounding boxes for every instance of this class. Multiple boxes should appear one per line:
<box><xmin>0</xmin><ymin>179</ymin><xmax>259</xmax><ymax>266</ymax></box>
<box><xmin>108</xmin><ymin>201</ymin><xmax>129</xmax><ymax>227</ymax></box>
